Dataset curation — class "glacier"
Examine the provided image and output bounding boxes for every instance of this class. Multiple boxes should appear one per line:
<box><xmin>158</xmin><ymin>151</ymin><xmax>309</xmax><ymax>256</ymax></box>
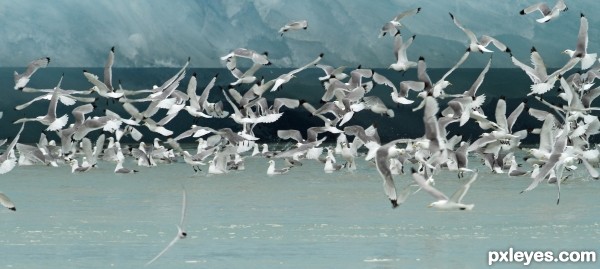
<box><xmin>0</xmin><ymin>0</ymin><xmax>597</xmax><ymax>68</ymax></box>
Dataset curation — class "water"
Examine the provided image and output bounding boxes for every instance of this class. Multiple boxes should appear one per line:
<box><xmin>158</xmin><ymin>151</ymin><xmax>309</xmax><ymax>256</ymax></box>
<box><xmin>1</xmin><ymin>153</ymin><xmax>599</xmax><ymax>268</ymax></box>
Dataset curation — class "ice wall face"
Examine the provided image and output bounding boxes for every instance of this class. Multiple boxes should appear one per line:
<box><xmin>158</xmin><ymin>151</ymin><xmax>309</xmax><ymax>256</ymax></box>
<box><xmin>0</xmin><ymin>0</ymin><xmax>597</xmax><ymax>68</ymax></box>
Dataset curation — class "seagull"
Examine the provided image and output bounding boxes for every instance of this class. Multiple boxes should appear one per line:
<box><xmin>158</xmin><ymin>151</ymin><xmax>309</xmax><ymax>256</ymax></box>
<box><xmin>13</xmin><ymin>87</ymin><xmax>68</xmax><ymax>129</ymax></box>
<box><xmin>389</xmin><ymin>32</ymin><xmax>417</xmax><ymax>72</ymax></box>
<box><xmin>220</xmin><ymin>48</ymin><xmax>271</xmax><ymax>65</ymax></box>
<box><xmin>449</xmin><ymin>13</ymin><xmax>510</xmax><ymax>53</ymax></box>
<box><xmin>510</xmin><ymin>47</ymin><xmax>560</xmax><ymax>95</ymax></box>
<box><xmin>146</xmin><ymin>189</ymin><xmax>187</xmax><ymax>266</ymax></box>
<box><xmin>267</xmin><ymin>160</ymin><xmax>290</xmax><ymax>175</ymax></box>
<box><xmin>14</xmin><ymin>57</ymin><xmax>50</xmax><ymax>90</ymax></box>
<box><xmin>375</xmin><ymin>139</ymin><xmax>412</xmax><ymax>208</ymax></box>
<box><xmin>562</xmin><ymin>13</ymin><xmax>597</xmax><ymax>70</ymax></box>
<box><xmin>114</xmin><ymin>160</ymin><xmax>138</xmax><ymax>174</ymax></box>
<box><xmin>324</xmin><ymin>155</ymin><xmax>343</xmax><ymax>173</ymax></box>
<box><xmin>270</xmin><ymin>53</ymin><xmax>323</xmax><ymax>92</ymax></box>
<box><xmin>411</xmin><ymin>168</ymin><xmax>478</xmax><ymax>210</ymax></box>
<box><xmin>0</xmin><ymin>192</ymin><xmax>15</xmax><ymax>211</ymax></box>
<box><xmin>0</xmin><ymin>123</ymin><xmax>25</xmax><ymax>174</ymax></box>
<box><xmin>379</xmin><ymin>7</ymin><xmax>421</xmax><ymax>37</ymax></box>
<box><xmin>278</xmin><ymin>20</ymin><xmax>308</xmax><ymax>36</ymax></box>
<box><xmin>519</xmin><ymin>0</ymin><xmax>567</xmax><ymax>23</ymax></box>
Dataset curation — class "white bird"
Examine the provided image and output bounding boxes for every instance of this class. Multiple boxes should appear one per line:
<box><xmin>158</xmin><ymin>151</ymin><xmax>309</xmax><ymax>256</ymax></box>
<box><xmin>0</xmin><ymin>123</ymin><xmax>24</xmax><ymax>174</ymax></box>
<box><xmin>510</xmin><ymin>47</ymin><xmax>560</xmax><ymax>95</ymax></box>
<box><xmin>270</xmin><ymin>53</ymin><xmax>323</xmax><ymax>92</ymax></box>
<box><xmin>449</xmin><ymin>13</ymin><xmax>510</xmax><ymax>53</ymax></box>
<box><xmin>278</xmin><ymin>20</ymin><xmax>308</xmax><ymax>36</ymax></box>
<box><xmin>146</xmin><ymin>189</ymin><xmax>187</xmax><ymax>266</ymax></box>
<box><xmin>379</xmin><ymin>7</ymin><xmax>421</xmax><ymax>37</ymax></box>
<box><xmin>114</xmin><ymin>160</ymin><xmax>138</xmax><ymax>174</ymax></box>
<box><xmin>389</xmin><ymin>32</ymin><xmax>417</xmax><ymax>72</ymax></box>
<box><xmin>519</xmin><ymin>0</ymin><xmax>568</xmax><ymax>23</ymax></box>
<box><xmin>267</xmin><ymin>160</ymin><xmax>290</xmax><ymax>175</ymax></box>
<box><xmin>324</xmin><ymin>155</ymin><xmax>343</xmax><ymax>173</ymax></box>
<box><xmin>83</xmin><ymin>70</ymin><xmax>124</xmax><ymax>99</ymax></box>
<box><xmin>0</xmin><ymin>192</ymin><xmax>16</xmax><ymax>211</ymax></box>
<box><xmin>375</xmin><ymin>139</ymin><xmax>412</xmax><ymax>208</ymax></box>
<box><xmin>412</xmin><ymin>168</ymin><xmax>478</xmax><ymax>210</ymax></box>
<box><xmin>14</xmin><ymin>57</ymin><xmax>50</xmax><ymax>90</ymax></box>
<box><xmin>562</xmin><ymin>13</ymin><xmax>597</xmax><ymax>70</ymax></box>
<box><xmin>220</xmin><ymin>48</ymin><xmax>271</xmax><ymax>65</ymax></box>
<box><xmin>14</xmin><ymin>81</ymin><xmax>69</xmax><ymax>131</ymax></box>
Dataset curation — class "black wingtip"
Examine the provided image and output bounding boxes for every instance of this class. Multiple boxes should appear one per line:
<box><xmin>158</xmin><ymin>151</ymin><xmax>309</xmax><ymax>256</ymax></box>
<box><xmin>449</xmin><ymin>12</ymin><xmax>454</xmax><ymax>19</ymax></box>
<box><xmin>531</xmin><ymin>46</ymin><xmax>537</xmax><ymax>52</ymax></box>
<box><xmin>391</xmin><ymin>200</ymin><xmax>399</xmax><ymax>208</ymax></box>
<box><xmin>192</xmin><ymin>72</ymin><xmax>197</xmax><ymax>77</ymax></box>
<box><xmin>319</xmin><ymin>52</ymin><xmax>324</xmax><ymax>58</ymax></box>
<box><xmin>418</xmin><ymin>56</ymin><xmax>425</xmax><ymax>61</ymax></box>
<box><xmin>412</xmin><ymin>34</ymin><xmax>416</xmax><ymax>39</ymax></box>
<box><xmin>83</xmin><ymin>69</ymin><xmax>88</xmax><ymax>73</ymax></box>
<box><xmin>581</xmin><ymin>13</ymin><xmax>585</xmax><ymax>18</ymax></box>
<box><xmin>505</xmin><ymin>47</ymin><xmax>511</xmax><ymax>53</ymax></box>
<box><xmin>519</xmin><ymin>9</ymin><xmax>525</xmax><ymax>15</ymax></box>
<box><xmin>411</xmin><ymin>167</ymin><xmax>417</xmax><ymax>173</ymax></box>
<box><xmin>416</xmin><ymin>7</ymin><xmax>421</xmax><ymax>13</ymax></box>
<box><xmin>111</xmin><ymin>46</ymin><xmax>115</xmax><ymax>52</ymax></box>
<box><xmin>46</xmin><ymin>57</ymin><xmax>51</xmax><ymax>63</ymax></box>
<box><xmin>9</xmin><ymin>207</ymin><xmax>15</xmax><ymax>211</ymax></box>
<box><xmin>299</xmin><ymin>99</ymin><xmax>307</xmax><ymax>105</ymax></box>
<box><xmin>500</xmin><ymin>95</ymin><xmax>506</xmax><ymax>100</ymax></box>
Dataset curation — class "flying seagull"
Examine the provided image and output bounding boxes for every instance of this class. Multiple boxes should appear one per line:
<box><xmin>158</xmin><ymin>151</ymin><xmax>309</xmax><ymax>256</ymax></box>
<box><xmin>146</xmin><ymin>189</ymin><xmax>188</xmax><ymax>266</ymax></box>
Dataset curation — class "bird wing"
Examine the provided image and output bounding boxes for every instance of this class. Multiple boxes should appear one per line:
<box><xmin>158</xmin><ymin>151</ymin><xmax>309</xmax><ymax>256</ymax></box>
<box><xmin>104</xmin><ymin>47</ymin><xmax>115</xmax><ymax>92</ymax></box>
<box><xmin>411</xmin><ymin>168</ymin><xmax>448</xmax><ymax>201</ymax></box>
<box><xmin>145</xmin><ymin>234</ymin><xmax>180</xmax><ymax>266</ymax></box>
<box><xmin>449</xmin><ymin>13</ymin><xmax>478</xmax><ymax>44</ymax></box>
<box><xmin>0</xmin><ymin>193</ymin><xmax>15</xmax><ymax>211</ymax></box>
<box><xmin>449</xmin><ymin>172</ymin><xmax>478</xmax><ymax>203</ymax></box>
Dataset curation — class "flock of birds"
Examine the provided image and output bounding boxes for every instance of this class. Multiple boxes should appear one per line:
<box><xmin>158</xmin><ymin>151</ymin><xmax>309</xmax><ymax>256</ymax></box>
<box><xmin>1</xmin><ymin>0</ymin><xmax>600</xmax><ymax>264</ymax></box>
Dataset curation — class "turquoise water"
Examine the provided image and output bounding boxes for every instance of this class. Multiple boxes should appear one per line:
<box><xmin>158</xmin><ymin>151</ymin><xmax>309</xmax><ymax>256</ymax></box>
<box><xmin>1</xmin><ymin>153</ymin><xmax>599</xmax><ymax>268</ymax></box>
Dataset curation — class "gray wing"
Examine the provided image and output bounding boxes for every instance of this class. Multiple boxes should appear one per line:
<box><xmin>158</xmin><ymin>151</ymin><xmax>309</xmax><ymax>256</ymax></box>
<box><xmin>145</xmin><ymin>234</ymin><xmax>180</xmax><ymax>266</ymax></box>
<box><xmin>575</xmin><ymin>14</ymin><xmax>588</xmax><ymax>56</ymax></box>
<box><xmin>440</xmin><ymin>50</ymin><xmax>470</xmax><ymax>82</ymax></box>
<box><xmin>449</xmin><ymin>172</ymin><xmax>478</xmax><ymax>203</ymax></box>
<box><xmin>520</xmin><ymin>2</ymin><xmax>550</xmax><ymax>15</ymax></box>
<box><xmin>506</xmin><ymin>101</ymin><xmax>525</xmax><ymax>133</ymax></box>
<box><xmin>104</xmin><ymin>47</ymin><xmax>115</xmax><ymax>92</ymax></box>
<box><xmin>449</xmin><ymin>13</ymin><xmax>477</xmax><ymax>44</ymax></box>
<box><xmin>22</xmin><ymin>57</ymin><xmax>50</xmax><ymax>78</ymax></box>
<box><xmin>411</xmin><ymin>168</ymin><xmax>448</xmax><ymax>201</ymax></box>
<box><xmin>0</xmin><ymin>192</ymin><xmax>15</xmax><ymax>211</ymax></box>
<box><xmin>392</xmin><ymin>7</ymin><xmax>421</xmax><ymax>21</ymax></box>
<box><xmin>277</xmin><ymin>129</ymin><xmax>304</xmax><ymax>143</ymax></box>
<box><xmin>466</xmin><ymin>56</ymin><xmax>492</xmax><ymax>97</ymax></box>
